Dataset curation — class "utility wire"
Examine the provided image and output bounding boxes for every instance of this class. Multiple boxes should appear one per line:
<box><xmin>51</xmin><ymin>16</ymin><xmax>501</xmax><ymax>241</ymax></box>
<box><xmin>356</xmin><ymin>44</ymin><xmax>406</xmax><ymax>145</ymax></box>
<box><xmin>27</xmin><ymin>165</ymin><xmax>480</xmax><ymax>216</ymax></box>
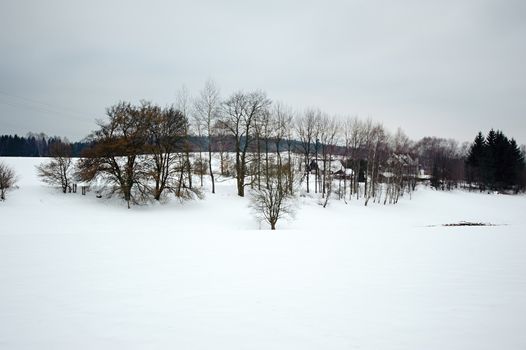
<box><xmin>0</xmin><ymin>90</ymin><xmax>94</xmax><ymax>123</ymax></box>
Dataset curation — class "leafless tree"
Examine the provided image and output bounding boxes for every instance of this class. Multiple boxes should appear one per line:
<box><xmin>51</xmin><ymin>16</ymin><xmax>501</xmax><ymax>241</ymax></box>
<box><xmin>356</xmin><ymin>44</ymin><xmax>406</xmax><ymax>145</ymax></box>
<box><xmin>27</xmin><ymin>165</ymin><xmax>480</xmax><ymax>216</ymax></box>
<box><xmin>317</xmin><ymin>115</ymin><xmax>339</xmax><ymax>200</ymax></box>
<box><xmin>36</xmin><ymin>141</ymin><xmax>74</xmax><ymax>193</ymax></box>
<box><xmin>365</xmin><ymin>123</ymin><xmax>388</xmax><ymax>206</ymax></box>
<box><xmin>176</xmin><ymin>86</ymin><xmax>193</xmax><ymax>190</ymax></box>
<box><xmin>322</xmin><ymin>117</ymin><xmax>340</xmax><ymax>207</ymax></box>
<box><xmin>212</xmin><ymin>120</ymin><xmax>231</xmax><ymax>176</ymax></box>
<box><xmin>351</xmin><ymin>118</ymin><xmax>370</xmax><ymax>200</ymax></box>
<box><xmin>393</xmin><ymin>127</ymin><xmax>412</xmax><ymax>154</ymax></box>
<box><xmin>192</xmin><ymin>115</ymin><xmax>206</xmax><ymax>188</ymax></box>
<box><xmin>258</xmin><ymin>108</ymin><xmax>274</xmax><ymax>190</ymax></box>
<box><xmin>221</xmin><ymin>90</ymin><xmax>270</xmax><ymax>197</ymax></box>
<box><xmin>250</xmin><ymin>178</ymin><xmax>294</xmax><ymax>230</ymax></box>
<box><xmin>194</xmin><ymin>79</ymin><xmax>221</xmax><ymax>194</ymax></box>
<box><xmin>272</xmin><ymin>102</ymin><xmax>295</xmax><ymax>194</ymax></box>
<box><xmin>341</xmin><ymin>116</ymin><xmax>364</xmax><ymax>201</ymax></box>
<box><xmin>250</xmin><ymin>166</ymin><xmax>296</xmax><ymax>230</ymax></box>
<box><xmin>389</xmin><ymin>128</ymin><xmax>417</xmax><ymax>200</ymax></box>
<box><xmin>358</xmin><ymin>118</ymin><xmax>373</xmax><ymax>201</ymax></box>
<box><xmin>0</xmin><ymin>162</ymin><xmax>17</xmax><ymax>201</ymax></box>
<box><xmin>295</xmin><ymin>109</ymin><xmax>319</xmax><ymax>193</ymax></box>
<box><xmin>143</xmin><ymin>102</ymin><xmax>187</xmax><ymax>200</ymax></box>
<box><xmin>415</xmin><ymin>136</ymin><xmax>464</xmax><ymax>190</ymax></box>
<box><xmin>77</xmin><ymin>102</ymin><xmax>150</xmax><ymax>208</ymax></box>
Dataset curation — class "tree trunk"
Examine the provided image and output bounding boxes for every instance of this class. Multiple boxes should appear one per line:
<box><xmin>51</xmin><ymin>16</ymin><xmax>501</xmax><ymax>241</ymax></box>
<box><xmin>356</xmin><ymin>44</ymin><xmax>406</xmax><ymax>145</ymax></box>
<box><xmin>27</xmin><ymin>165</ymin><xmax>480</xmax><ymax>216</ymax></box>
<box><xmin>208</xmin><ymin>144</ymin><xmax>215</xmax><ymax>194</ymax></box>
<box><xmin>186</xmin><ymin>154</ymin><xmax>192</xmax><ymax>189</ymax></box>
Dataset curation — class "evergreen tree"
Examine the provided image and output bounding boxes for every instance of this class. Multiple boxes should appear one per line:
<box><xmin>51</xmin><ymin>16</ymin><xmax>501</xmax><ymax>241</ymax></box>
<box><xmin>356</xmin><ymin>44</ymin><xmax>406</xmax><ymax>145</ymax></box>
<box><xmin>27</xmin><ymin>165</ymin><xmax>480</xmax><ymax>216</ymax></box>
<box><xmin>466</xmin><ymin>132</ymin><xmax>485</xmax><ymax>186</ymax></box>
<box><xmin>465</xmin><ymin>129</ymin><xmax>525</xmax><ymax>192</ymax></box>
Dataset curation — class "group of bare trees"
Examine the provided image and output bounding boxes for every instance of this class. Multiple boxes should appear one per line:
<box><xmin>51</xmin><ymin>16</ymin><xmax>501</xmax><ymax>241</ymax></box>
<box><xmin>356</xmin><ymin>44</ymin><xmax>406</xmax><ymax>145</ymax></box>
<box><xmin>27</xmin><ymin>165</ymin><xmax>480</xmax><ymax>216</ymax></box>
<box><xmin>414</xmin><ymin>137</ymin><xmax>466</xmax><ymax>190</ymax></box>
<box><xmin>294</xmin><ymin>112</ymin><xmax>420</xmax><ymax>208</ymax></box>
<box><xmin>75</xmin><ymin>101</ymin><xmax>199</xmax><ymax>208</ymax></box>
<box><xmin>22</xmin><ymin>81</ymin><xmax>524</xmax><ymax>228</ymax></box>
<box><xmin>27</xmin><ymin>80</ymin><xmax>477</xmax><ymax>212</ymax></box>
<box><xmin>66</xmin><ymin>85</ymin><xmax>426</xmax><ymax>216</ymax></box>
<box><xmin>203</xmin><ymin>89</ymin><xmax>297</xmax><ymax>229</ymax></box>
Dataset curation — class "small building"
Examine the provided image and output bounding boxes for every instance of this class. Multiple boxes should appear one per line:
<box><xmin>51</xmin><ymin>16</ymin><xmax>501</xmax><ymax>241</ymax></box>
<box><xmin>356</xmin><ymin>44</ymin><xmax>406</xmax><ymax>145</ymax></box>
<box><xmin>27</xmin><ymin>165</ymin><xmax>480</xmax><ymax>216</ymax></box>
<box><xmin>308</xmin><ymin>158</ymin><xmax>345</xmax><ymax>174</ymax></box>
<box><xmin>334</xmin><ymin>168</ymin><xmax>354</xmax><ymax>180</ymax></box>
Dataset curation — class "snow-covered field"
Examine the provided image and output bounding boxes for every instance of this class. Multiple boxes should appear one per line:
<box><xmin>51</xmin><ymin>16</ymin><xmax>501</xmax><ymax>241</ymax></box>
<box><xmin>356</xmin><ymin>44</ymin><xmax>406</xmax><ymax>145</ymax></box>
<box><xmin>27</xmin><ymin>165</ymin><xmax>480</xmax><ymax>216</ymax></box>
<box><xmin>1</xmin><ymin>157</ymin><xmax>526</xmax><ymax>350</ymax></box>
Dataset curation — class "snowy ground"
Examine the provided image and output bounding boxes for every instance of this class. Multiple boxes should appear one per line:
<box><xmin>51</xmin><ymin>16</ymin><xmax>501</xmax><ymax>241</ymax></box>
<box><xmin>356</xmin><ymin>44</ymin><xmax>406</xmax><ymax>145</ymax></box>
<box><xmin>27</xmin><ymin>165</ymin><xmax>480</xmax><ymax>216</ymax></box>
<box><xmin>1</xmin><ymin>157</ymin><xmax>526</xmax><ymax>350</ymax></box>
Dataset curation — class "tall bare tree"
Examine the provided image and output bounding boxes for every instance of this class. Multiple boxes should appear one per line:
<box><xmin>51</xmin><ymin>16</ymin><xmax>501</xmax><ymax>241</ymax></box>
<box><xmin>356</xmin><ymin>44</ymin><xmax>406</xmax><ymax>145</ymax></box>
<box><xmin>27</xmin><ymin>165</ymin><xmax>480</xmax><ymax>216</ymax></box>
<box><xmin>365</xmin><ymin>123</ymin><xmax>388</xmax><ymax>206</ymax></box>
<box><xmin>272</xmin><ymin>103</ymin><xmax>294</xmax><ymax>194</ymax></box>
<box><xmin>212</xmin><ymin>120</ymin><xmax>231</xmax><ymax>176</ymax></box>
<box><xmin>176</xmin><ymin>86</ymin><xmax>193</xmax><ymax>190</ymax></box>
<box><xmin>344</xmin><ymin>117</ymin><xmax>367</xmax><ymax>200</ymax></box>
<box><xmin>296</xmin><ymin>109</ymin><xmax>319</xmax><ymax>193</ymax></box>
<box><xmin>194</xmin><ymin>79</ymin><xmax>221</xmax><ymax>194</ymax></box>
<box><xmin>143</xmin><ymin>103</ymin><xmax>187</xmax><ymax>200</ymax></box>
<box><xmin>364</xmin><ymin>118</ymin><xmax>374</xmax><ymax>198</ymax></box>
<box><xmin>321</xmin><ymin>117</ymin><xmax>340</xmax><ymax>206</ymax></box>
<box><xmin>221</xmin><ymin>91</ymin><xmax>270</xmax><ymax>197</ymax></box>
<box><xmin>317</xmin><ymin>115</ymin><xmax>339</xmax><ymax>200</ymax></box>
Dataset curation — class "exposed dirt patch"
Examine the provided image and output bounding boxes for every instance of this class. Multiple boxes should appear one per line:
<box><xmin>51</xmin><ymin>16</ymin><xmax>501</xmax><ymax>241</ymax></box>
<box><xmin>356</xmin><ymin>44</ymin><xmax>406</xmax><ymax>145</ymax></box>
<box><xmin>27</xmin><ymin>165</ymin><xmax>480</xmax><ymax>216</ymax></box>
<box><xmin>443</xmin><ymin>221</ymin><xmax>497</xmax><ymax>227</ymax></box>
<box><xmin>427</xmin><ymin>221</ymin><xmax>505</xmax><ymax>227</ymax></box>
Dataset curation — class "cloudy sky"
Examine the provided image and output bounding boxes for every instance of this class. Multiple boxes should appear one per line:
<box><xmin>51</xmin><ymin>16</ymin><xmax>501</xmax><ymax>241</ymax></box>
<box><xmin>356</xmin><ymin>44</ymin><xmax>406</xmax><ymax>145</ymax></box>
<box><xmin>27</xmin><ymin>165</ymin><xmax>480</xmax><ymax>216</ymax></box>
<box><xmin>1</xmin><ymin>0</ymin><xmax>525</xmax><ymax>143</ymax></box>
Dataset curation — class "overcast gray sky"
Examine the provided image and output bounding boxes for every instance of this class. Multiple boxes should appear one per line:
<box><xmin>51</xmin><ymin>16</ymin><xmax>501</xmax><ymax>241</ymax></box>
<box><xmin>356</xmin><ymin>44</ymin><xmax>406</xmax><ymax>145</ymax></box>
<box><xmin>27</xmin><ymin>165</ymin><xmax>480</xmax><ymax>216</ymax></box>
<box><xmin>1</xmin><ymin>0</ymin><xmax>525</xmax><ymax>143</ymax></box>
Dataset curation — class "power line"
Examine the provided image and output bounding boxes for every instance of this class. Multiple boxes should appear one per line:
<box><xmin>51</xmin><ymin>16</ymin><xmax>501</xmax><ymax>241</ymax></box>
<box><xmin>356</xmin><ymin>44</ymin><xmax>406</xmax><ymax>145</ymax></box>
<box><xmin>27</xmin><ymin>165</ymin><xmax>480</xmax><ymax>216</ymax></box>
<box><xmin>0</xmin><ymin>90</ymin><xmax>86</xmax><ymax>115</ymax></box>
<box><xmin>0</xmin><ymin>90</ymin><xmax>94</xmax><ymax>123</ymax></box>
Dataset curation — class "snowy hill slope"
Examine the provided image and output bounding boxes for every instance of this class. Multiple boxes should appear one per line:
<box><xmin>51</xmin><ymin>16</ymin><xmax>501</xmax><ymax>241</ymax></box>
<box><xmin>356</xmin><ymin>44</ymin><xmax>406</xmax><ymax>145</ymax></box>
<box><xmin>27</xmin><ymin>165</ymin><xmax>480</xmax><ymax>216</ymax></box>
<box><xmin>1</xmin><ymin>157</ymin><xmax>526</xmax><ymax>349</ymax></box>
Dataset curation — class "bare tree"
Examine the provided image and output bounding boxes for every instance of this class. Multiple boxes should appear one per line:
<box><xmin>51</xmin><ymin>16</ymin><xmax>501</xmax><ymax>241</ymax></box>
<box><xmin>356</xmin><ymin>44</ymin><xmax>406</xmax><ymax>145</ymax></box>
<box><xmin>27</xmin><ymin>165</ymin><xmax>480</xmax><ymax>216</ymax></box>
<box><xmin>192</xmin><ymin>114</ymin><xmax>206</xmax><ymax>187</ymax></box>
<box><xmin>194</xmin><ymin>79</ymin><xmax>221</xmax><ymax>194</ymax></box>
<box><xmin>221</xmin><ymin>90</ymin><xmax>270</xmax><ymax>197</ymax></box>
<box><xmin>36</xmin><ymin>141</ymin><xmax>74</xmax><ymax>193</ymax></box>
<box><xmin>360</xmin><ymin>119</ymin><xmax>373</xmax><ymax>201</ymax></box>
<box><xmin>273</xmin><ymin>102</ymin><xmax>295</xmax><ymax>194</ymax></box>
<box><xmin>342</xmin><ymin>116</ymin><xmax>364</xmax><ymax>201</ymax></box>
<box><xmin>320</xmin><ymin>117</ymin><xmax>340</xmax><ymax>207</ymax></box>
<box><xmin>365</xmin><ymin>123</ymin><xmax>387</xmax><ymax>206</ymax></box>
<box><xmin>390</xmin><ymin>127</ymin><xmax>416</xmax><ymax>200</ymax></box>
<box><xmin>176</xmin><ymin>86</ymin><xmax>193</xmax><ymax>190</ymax></box>
<box><xmin>348</xmin><ymin>117</ymin><xmax>369</xmax><ymax>200</ymax></box>
<box><xmin>250</xmin><ymin>168</ymin><xmax>296</xmax><ymax>230</ymax></box>
<box><xmin>143</xmin><ymin>102</ymin><xmax>187</xmax><ymax>200</ymax></box>
<box><xmin>258</xmin><ymin>108</ymin><xmax>274</xmax><ymax>189</ymax></box>
<box><xmin>415</xmin><ymin>136</ymin><xmax>464</xmax><ymax>190</ymax></box>
<box><xmin>317</xmin><ymin>115</ymin><xmax>339</xmax><ymax>200</ymax></box>
<box><xmin>295</xmin><ymin>109</ymin><xmax>319</xmax><ymax>193</ymax></box>
<box><xmin>0</xmin><ymin>162</ymin><xmax>17</xmax><ymax>201</ymax></box>
<box><xmin>77</xmin><ymin>102</ymin><xmax>150</xmax><ymax>208</ymax></box>
<box><xmin>212</xmin><ymin>120</ymin><xmax>231</xmax><ymax>176</ymax></box>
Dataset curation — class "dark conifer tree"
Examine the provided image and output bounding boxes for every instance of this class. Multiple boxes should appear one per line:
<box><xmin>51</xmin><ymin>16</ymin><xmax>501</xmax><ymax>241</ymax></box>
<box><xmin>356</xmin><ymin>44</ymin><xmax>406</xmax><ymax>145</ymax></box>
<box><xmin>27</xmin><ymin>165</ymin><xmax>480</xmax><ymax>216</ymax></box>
<box><xmin>466</xmin><ymin>132</ymin><xmax>485</xmax><ymax>186</ymax></box>
<box><xmin>466</xmin><ymin>129</ymin><xmax>525</xmax><ymax>192</ymax></box>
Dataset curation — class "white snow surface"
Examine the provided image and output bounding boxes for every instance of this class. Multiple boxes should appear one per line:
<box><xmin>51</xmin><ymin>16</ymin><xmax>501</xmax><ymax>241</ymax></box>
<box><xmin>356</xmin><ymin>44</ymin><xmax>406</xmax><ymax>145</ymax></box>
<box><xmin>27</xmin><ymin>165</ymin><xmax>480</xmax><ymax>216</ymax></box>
<box><xmin>1</xmin><ymin>157</ymin><xmax>526</xmax><ymax>350</ymax></box>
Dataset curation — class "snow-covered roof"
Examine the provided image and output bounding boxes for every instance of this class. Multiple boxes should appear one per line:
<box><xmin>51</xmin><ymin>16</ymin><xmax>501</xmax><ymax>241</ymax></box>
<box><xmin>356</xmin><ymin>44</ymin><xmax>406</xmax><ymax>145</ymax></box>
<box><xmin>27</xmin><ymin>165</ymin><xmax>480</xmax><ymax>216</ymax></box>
<box><xmin>310</xmin><ymin>159</ymin><xmax>344</xmax><ymax>172</ymax></box>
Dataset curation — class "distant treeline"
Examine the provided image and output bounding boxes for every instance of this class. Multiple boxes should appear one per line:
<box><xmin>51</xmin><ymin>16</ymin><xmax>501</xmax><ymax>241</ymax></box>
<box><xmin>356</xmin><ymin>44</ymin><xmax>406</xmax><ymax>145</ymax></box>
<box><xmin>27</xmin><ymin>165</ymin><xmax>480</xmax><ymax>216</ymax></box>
<box><xmin>0</xmin><ymin>134</ymin><xmax>90</xmax><ymax>157</ymax></box>
<box><xmin>0</xmin><ymin>133</ymin><xmax>305</xmax><ymax>157</ymax></box>
<box><xmin>0</xmin><ymin>134</ymin><xmax>214</xmax><ymax>157</ymax></box>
